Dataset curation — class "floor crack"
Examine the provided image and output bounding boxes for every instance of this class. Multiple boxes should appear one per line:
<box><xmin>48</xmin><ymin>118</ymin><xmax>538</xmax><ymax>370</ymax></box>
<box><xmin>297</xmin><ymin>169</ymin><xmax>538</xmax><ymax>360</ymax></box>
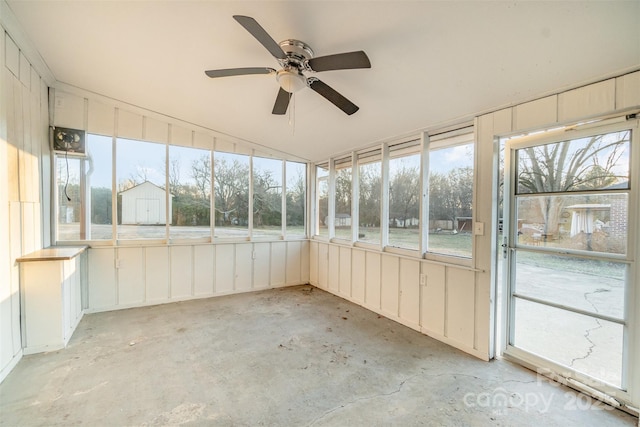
<box><xmin>569</xmin><ymin>290</ymin><xmax>604</xmax><ymax>367</ymax></box>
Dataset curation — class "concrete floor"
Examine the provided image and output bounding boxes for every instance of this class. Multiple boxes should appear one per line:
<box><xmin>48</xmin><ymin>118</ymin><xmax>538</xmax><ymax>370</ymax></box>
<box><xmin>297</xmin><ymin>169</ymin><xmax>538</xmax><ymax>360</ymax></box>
<box><xmin>0</xmin><ymin>285</ymin><xmax>636</xmax><ymax>426</ymax></box>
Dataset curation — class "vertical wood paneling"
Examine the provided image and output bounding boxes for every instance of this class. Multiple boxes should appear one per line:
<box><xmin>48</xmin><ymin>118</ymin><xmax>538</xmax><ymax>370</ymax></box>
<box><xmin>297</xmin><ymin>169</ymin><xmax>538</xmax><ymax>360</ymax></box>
<box><xmin>317</xmin><ymin>243</ymin><xmax>328</xmax><ymax>289</ymax></box>
<box><xmin>193</xmin><ymin>131</ymin><xmax>214</xmax><ymax>150</ymax></box>
<box><xmin>53</xmin><ymin>91</ymin><xmax>84</xmax><ymax>130</ymax></box>
<box><xmin>4</xmin><ymin>33</ymin><xmax>19</xmax><ymax>77</ymax></box>
<box><xmin>513</xmin><ymin>95</ymin><xmax>557</xmax><ymax>132</ymax></box>
<box><xmin>20</xmin><ymin>84</ymin><xmax>31</xmax><ymax>201</ymax></box>
<box><xmin>117</xmin><ymin>247</ymin><xmax>145</xmax><ymax>305</ymax></box>
<box><xmin>215</xmin><ymin>245</ymin><xmax>235</xmax><ymax>293</ymax></box>
<box><xmin>616</xmin><ymin>71</ymin><xmax>640</xmax><ymax>110</ymax></box>
<box><xmin>300</xmin><ymin>240</ymin><xmax>310</xmax><ymax>283</ymax></box>
<box><xmin>170</xmin><ymin>246</ymin><xmax>193</xmax><ymax>298</ymax></box>
<box><xmin>350</xmin><ymin>249</ymin><xmax>366</xmax><ymax>304</ymax></box>
<box><xmin>20</xmin><ymin>202</ymin><xmax>34</xmax><ymax>255</ymax></box>
<box><xmin>421</xmin><ymin>263</ymin><xmax>445</xmax><ymax>335</ymax></box>
<box><xmin>18</xmin><ymin>53</ymin><xmax>29</xmax><ymax>87</ymax></box>
<box><xmin>253</xmin><ymin>242</ymin><xmax>271</xmax><ymax>288</ymax></box>
<box><xmin>328</xmin><ymin>245</ymin><xmax>339</xmax><ymax>292</ymax></box>
<box><xmin>11</xmin><ymin>79</ymin><xmax>22</xmax><ymax>201</ymax></box>
<box><xmin>286</xmin><ymin>241</ymin><xmax>301</xmax><ymax>284</ymax></box>
<box><xmin>171</xmin><ymin>124</ymin><xmax>192</xmax><ymax>147</ymax></box>
<box><xmin>145</xmin><ymin>246</ymin><xmax>169</xmax><ymax>302</ymax></box>
<box><xmin>234</xmin><ymin>244</ymin><xmax>252</xmax><ymax>291</ymax></box>
<box><xmin>116</xmin><ymin>109</ymin><xmax>143</xmax><ymax>140</ymax></box>
<box><xmin>338</xmin><ymin>246</ymin><xmax>351</xmax><ymax>297</ymax></box>
<box><xmin>309</xmin><ymin>241</ymin><xmax>318</xmax><ymax>285</ymax></box>
<box><xmin>88</xmin><ymin>248</ymin><xmax>116</xmax><ymax>309</ymax></box>
<box><xmin>381</xmin><ymin>254</ymin><xmax>399</xmax><ymax>317</ymax></box>
<box><xmin>364</xmin><ymin>252</ymin><xmax>381</xmax><ymax>310</ymax></box>
<box><xmin>558</xmin><ymin>79</ymin><xmax>616</xmax><ymax>122</ymax></box>
<box><xmin>87</xmin><ymin>100</ymin><xmax>115</xmax><ymax>136</ymax></box>
<box><xmin>193</xmin><ymin>245</ymin><xmax>215</xmax><ymax>295</ymax></box>
<box><xmin>446</xmin><ymin>268</ymin><xmax>475</xmax><ymax>347</ymax></box>
<box><xmin>144</xmin><ymin>117</ymin><xmax>168</xmax><ymax>143</ymax></box>
<box><xmin>399</xmin><ymin>259</ymin><xmax>420</xmax><ymax>327</ymax></box>
<box><xmin>270</xmin><ymin>242</ymin><xmax>286</xmax><ymax>286</ymax></box>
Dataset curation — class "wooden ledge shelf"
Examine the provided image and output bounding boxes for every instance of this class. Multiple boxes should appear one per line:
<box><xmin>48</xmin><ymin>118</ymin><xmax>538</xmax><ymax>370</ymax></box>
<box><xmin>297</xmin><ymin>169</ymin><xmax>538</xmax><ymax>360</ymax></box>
<box><xmin>17</xmin><ymin>246</ymin><xmax>88</xmax><ymax>263</ymax></box>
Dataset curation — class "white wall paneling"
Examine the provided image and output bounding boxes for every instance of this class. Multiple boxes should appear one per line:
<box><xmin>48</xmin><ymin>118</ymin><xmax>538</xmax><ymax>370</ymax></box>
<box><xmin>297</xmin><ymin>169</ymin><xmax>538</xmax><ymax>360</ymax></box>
<box><xmin>146</xmin><ymin>246</ymin><xmax>169</xmax><ymax>302</ymax></box>
<box><xmin>309</xmin><ymin>241</ymin><xmax>318</xmax><ymax>285</ymax></box>
<box><xmin>317</xmin><ymin>243</ymin><xmax>328</xmax><ymax>290</ymax></box>
<box><xmin>364</xmin><ymin>251</ymin><xmax>381</xmax><ymax>310</ymax></box>
<box><xmin>116</xmin><ymin>247</ymin><xmax>145</xmax><ymax>306</ymax></box>
<box><xmin>144</xmin><ymin>117</ymin><xmax>168</xmax><ymax>144</ymax></box>
<box><xmin>214</xmin><ymin>244</ymin><xmax>235</xmax><ymax>294</ymax></box>
<box><xmin>350</xmin><ymin>249</ymin><xmax>366</xmax><ymax>304</ymax></box>
<box><xmin>116</xmin><ymin>108</ymin><xmax>143</xmax><ymax>140</ymax></box>
<box><xmin>87</xmin><ymin>99</ymin><xmax>114</xmax><ymax>136</ymax></box>
<box><xmin>87</xmin><ymin>248</ymin><xmax>116</xmax><ymax>310</ymax></box>
<box><xmin>270</xmin><ymin>242</ymin><xmax>286</xmax><ymax>286</ymax></box>
<box><xmin>84</xmin><ymin>241</ymin><xmax>310</xmax><ymax>313</ymax></box>
<box><xmin>170</xmin><ymin>245</ymin><xmax>193</xmax><ymax>299</ymax></box>
<box><xmin>327</xmin><ymin>244</ymin><xmax>339</xmax><ymax>293</ymax></box>
<box><xmin>193</xmin><ymin>244</ymin><xmax>215</xmax><ymax>296</ymax></box>
<box><xmin>558</xmin><ymin>79</ymin><xmax>616</xmax><ymax>123</ymax></box>
<box><xmin>338</xmin><ymin>246</ymin><xmax>351</xmax><ymax>297</ymax></box>
<box><xmin>399</xmin><ymin>258</ymin><xmax>420</xmax><ymax>328</ymax></box>
<box><xmin>53</xmin><ymin>91</ymin><xmax>84</xmax><ymax>130</ymax></box>
<box><xmin>380</xmin><ymin>254</ymin><xmax>399</xmax><ymax>317</ymax></box>
<box><xmin>170</xmin><ymin>124</ymin><xmax>192</xmax><ymax>148</ymax></box>
<box><xmin>300</xmin><ymin>241</ymin><xmax>310</xmax><ymax>284</ymax></box>
<box><xmin>616</xmin><ymin>71</ymin><xmax>640</xmax><ymax>110</ymax></box>
<box><xmin>512</xmin><ymin>95</ymin><xmax>558</xmax><ymax>132</ymax></box>
<box><xmin>421</xmin><ymin>263</ymin><xmax>446</xmax><ymax>336</ymax></box>
<box><xmin>445</xmin><ymin>268</ymin><xmax>476</xmax><ymax>347</ymax></box>
<box><xmin>4</xmin><ymin>33</ymin><xmax>19</xmax><ymax>77</ymax></box>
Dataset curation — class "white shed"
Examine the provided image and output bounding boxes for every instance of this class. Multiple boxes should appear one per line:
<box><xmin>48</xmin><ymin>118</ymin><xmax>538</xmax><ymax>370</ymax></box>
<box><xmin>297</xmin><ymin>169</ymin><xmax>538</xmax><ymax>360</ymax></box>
<box><xmin>120</xmin><ymin>181</ymin><xmax>173</xmax><ymax>225</ymax></box>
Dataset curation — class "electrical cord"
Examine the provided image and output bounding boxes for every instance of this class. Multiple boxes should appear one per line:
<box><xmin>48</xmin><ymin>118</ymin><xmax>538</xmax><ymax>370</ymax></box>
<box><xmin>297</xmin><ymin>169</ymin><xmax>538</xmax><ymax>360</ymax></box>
<box><xmin>64</xmin><ymin>151</ymin><xmax>71</xmax><ymax>201</ymax></box>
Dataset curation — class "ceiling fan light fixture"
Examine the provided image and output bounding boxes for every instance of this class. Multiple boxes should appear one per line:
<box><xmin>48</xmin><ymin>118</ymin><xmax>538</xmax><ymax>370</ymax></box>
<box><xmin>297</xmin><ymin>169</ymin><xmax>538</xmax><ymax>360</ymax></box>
<box><xmin>276</xmin><ymin>69</ymin><xmax>307</xmax><ymax>93</ymax></box>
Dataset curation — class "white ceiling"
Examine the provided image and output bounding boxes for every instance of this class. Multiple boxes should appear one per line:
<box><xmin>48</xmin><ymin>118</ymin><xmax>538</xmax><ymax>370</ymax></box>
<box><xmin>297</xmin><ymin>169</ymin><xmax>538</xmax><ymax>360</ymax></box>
<box><xmin>6</xmin><ymin>1</ymin><xmax>640</xmax><ymax>162</ymax></box>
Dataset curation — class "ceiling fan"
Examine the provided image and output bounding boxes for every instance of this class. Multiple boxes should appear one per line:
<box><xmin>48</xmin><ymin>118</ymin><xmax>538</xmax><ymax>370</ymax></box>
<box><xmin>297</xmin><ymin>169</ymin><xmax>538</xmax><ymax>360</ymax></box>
<box><xmin>205</xmin><ymin>15</ymin><xmax>371</xmax><ymax>116</ymax></box>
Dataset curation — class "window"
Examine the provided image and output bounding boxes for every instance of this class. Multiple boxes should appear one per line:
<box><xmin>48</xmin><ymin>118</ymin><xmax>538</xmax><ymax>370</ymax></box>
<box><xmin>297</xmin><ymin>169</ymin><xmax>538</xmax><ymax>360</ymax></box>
<box><xmin>253</xmin><ymin>156</ymin><xmax>283</xmax><ymax>238</ymax></box>
<box><xmin>334</xmin><ymin>157</ymin><xmax>352</xmax><ymax>240</ymax></box>
<box><xmin>214</xmin><ymin>151</ymin><xmax>250</xmax><ymax>238</ymax></box>
<box><xmin>388</xmin><ymin>143</ymin><xmax>420</xmax><ymax>250</ymax></box>
<box><xmin>168</xmin><ymin>145</ymin><xmax>211</xmax><ymax>240</ymax></box>
<box><xmin>56</xmin><ymin>134</ymin><xmax>113</xmax><ymax>241</ymax></box>
<box><xmin>286</xmin><ymin>161</ymin><xmax>306</xmax><ymax>238</ymax></box>
<box><xmin>358</xmin><ymin>150</ymin><xmax>381</xmax><ymax>245</ymax></box>
<box><xmin>316</xmin><ymin>164</ymin><xmax>329</xmax><ymax>237</ymax></box>
<box><xmin>428</xmin><ymin>134</ymin><xmax>474</xmax><ymax>257</ymax></box>
<box><xmin>116</xmin><ymin>138</ymin><xmax>167</xmax><ymax>240</ymax></box>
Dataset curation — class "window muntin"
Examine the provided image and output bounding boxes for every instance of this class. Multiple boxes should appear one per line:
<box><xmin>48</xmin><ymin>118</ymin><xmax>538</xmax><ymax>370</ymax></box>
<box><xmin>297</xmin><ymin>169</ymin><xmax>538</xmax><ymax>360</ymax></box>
<box><xmin>116</xmin><ymin>138</ymin><xmax>167</xmax><ymax>240</ymax></box>
<box><xmin>316</xmin><ymin>164</ymin><xmax>329</xmax><ymax>237</ymax></box>
<box><xmin>428</xmin><ymin>141</ymin><xmax>474</xmax><ymax>258</ymax></box>
<box><xmin>168</xmin><ymin>145</ymin><xmax>211</xmax><ymax>240</ymax></box>
<box><xmin>253</xmin><ymin>156</ymin><xmax>283</xmax><ymax>238</ymax></box>
<box><xmin>388</xmin><ymin>151</ymin><xmax>420</xmax><ymax>250</ymax></box>
<box><xmin>214</xmin><ymin>151</ymin><xmax>250</xmax><ymax>238</ymax></box>
<box><xmin>286</xmin><ymin>161</ymin><xmax>306</xmax><ymax>238</ymax></box>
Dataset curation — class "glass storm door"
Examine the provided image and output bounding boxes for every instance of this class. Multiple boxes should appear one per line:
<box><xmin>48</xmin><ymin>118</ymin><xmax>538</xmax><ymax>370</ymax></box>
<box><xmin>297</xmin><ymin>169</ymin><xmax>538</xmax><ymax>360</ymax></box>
<box><xmin>502</xmin><ymin>118</ymin><xmax>638</xmax><ymax>406</ymax></box>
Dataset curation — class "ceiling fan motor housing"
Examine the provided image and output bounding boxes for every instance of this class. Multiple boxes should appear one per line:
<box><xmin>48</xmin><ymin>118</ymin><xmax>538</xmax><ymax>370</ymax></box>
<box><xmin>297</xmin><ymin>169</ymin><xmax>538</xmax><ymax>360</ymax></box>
<box><xmin>276</xmin><ymin>39</ymin><xmax>314</xmax><ymax>93</ymax></box>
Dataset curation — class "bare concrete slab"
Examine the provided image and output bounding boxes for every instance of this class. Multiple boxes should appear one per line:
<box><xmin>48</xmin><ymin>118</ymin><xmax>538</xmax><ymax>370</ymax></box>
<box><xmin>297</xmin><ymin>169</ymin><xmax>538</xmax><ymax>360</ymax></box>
<box><xmin>0</xmin><ymin>285</ymin><xmax>636</xmax><ymax>426</ymax></box>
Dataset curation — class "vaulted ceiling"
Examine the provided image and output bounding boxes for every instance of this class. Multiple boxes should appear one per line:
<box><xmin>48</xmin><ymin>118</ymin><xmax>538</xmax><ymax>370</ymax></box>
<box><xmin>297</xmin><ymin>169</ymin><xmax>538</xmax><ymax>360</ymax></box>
<box><xmin>6</xmin><ymin>1</ymin><xmax>640</xmax><ymax>162</ymax></box>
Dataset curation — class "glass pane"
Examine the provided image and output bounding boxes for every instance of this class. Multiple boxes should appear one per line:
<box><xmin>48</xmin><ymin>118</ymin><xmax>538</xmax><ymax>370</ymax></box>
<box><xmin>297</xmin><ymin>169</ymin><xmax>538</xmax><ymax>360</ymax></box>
<box><xmin>514</xmin><ymin>252</ymin><xmax>626</xmax><ymax>319</ymax></box>
<box><xmin>517</xmin><ymin>130</ymin><xmax>630</xmax><ymax>194</ymax></box>
<box><xmin>286</xmin><ymin>161</ymin><xmax>306</xmax><ymax>238</ymax></box>
<box><xmin>358</xmin><ymin>160</ymin><xmax>381</xmax><ymax>244</ymax></box>
<box><xmin>116</xmin><ymin>138</ymin><xmax>167</xmax><ymax>240</ymax></box>
<box><xmin>515</xmin><ymin>193</ymin><xmax>628</xmax><ymax>254</ymax></box>
<box><xmin>429</xmin><ymin>142</ymin><xmax>474</xmax><ymax>257</ymax></box>
<box><xmin>334</xmin><ymin>166</ymin><xmax>352</xmax><ymax>240</ymax></box>
<box><xmin>316</xmin><ymin>165</ymin><xmax>329</xmax><ymax>237</ymax></box>
<box><xmin>513</xmin><ymin>298</ymin><xmax>623</xmax><ymax>388</ymax></box>
<box><xmin>168</xmin><ymin>146</ymin><xmax>211</xmax><ymax>240</ymax></box>
<box><xmin>214</xmin><ymin>152</ymin><xmax>249</xmax><ymax>238</ymax></box>
<box><xmin>388</xmin><ymin>153</ymin><xmax>420</xmax><ymax>250</ymax></box>
<box><xmin>56</xmin><ymin>155</ymin><xmax>81</xmax><ymax>241</ymax></box>
<box><xmin>253</xmin><ymin>157</ymin><xmax>283</xmax><ymax>238</ymax></box>
<box><xmin>87</xmin><ymin>135</ymin><xmax>113</xmax><ymax>240</ymax></box>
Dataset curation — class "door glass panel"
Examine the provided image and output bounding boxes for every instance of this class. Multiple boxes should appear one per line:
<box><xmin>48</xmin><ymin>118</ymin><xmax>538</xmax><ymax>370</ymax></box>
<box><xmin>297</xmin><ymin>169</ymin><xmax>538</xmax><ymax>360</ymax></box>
<box><xmin>515</xmin><ymin>193</ymin><xmax>628</xmax><ymax>254</ymax></box>
<box><xmin>513</xmin><ymin>298</ymin><xmax>623</xmax><ymax>388</ymax></box>
<box><xmin>514</xmin><ymin>252</ymin><xmax>626</xmax><ymax>319</ymax></box>
<box><xmin>516</xmin><ymin>130</ymin><xmax>630</xmax><ymax>194</ymax></box>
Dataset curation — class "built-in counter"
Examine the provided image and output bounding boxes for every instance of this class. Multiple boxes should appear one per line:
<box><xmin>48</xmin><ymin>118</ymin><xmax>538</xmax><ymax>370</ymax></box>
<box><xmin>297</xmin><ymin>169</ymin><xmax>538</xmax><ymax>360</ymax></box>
<box><xmin>17</xmin><ymin>246</ymin><xmax>88</xmax><ymax>354</ymax></box>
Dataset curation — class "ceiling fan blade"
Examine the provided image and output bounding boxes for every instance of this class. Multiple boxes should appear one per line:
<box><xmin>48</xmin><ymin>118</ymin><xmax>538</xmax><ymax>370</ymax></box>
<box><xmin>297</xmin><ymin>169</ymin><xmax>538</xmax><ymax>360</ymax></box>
<box><xmin>233</xmin><ymin>15</ymin><xmax>287</xmax><ymax>60</ymax></box>
<box><xmin>205</xmin><ymin>67</ymin><xmax>275</xmax><ymax>78</ymax></box>
<box><xmin>307</xmin><ymin>51</ymin><xmax>371</xmax><ymax>72</ymax></box>
<box><xmin>307</xmin><ymin>78</ymin><xmax>359</xmax><ymax>115</ymax></box>
<box><xmin>272</xmin><ymin>88</ymin><xmax>291</xmax><ymax>115</ymax></box>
